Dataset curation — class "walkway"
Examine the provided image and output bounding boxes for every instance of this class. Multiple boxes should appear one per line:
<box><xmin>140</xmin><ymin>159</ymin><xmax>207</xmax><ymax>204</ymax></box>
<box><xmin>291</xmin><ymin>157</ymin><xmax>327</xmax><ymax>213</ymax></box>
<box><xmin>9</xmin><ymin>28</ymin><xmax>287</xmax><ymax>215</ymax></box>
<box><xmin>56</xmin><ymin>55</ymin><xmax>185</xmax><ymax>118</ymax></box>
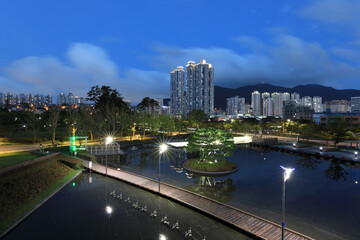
<box><xmin>83</xmin><ymin>160</ymin><xmax>314</xmax><ymax>240</ymax></box>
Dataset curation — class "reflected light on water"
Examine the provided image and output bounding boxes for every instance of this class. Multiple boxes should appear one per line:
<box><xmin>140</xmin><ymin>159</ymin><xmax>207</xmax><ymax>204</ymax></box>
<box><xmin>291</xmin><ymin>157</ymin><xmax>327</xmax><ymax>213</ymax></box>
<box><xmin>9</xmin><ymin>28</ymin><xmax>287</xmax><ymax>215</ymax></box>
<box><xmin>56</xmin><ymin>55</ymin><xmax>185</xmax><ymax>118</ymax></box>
<box><xmin>105</xmin><ymin>206</ymin><xmax>113</xmax><ymax>214</ymax></box>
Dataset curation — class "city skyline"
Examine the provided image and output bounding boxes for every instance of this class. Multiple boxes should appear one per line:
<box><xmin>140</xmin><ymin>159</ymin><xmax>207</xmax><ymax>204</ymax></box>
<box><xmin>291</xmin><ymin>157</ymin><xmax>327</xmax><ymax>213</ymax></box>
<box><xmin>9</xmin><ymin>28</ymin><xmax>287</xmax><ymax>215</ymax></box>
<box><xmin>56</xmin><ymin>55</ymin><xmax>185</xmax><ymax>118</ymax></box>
<box><xmin>1</xmin><ymin>1</ymin><xmax>360</xmax><ymax>103</ymax></box>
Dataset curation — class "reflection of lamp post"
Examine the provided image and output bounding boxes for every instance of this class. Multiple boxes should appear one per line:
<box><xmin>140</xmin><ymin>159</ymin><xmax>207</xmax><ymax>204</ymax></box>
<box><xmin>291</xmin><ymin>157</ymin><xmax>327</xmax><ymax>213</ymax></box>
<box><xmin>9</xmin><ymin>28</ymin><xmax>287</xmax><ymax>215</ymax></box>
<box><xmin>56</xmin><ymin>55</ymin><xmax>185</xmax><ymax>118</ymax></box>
<box><xmin>158</xmin><ymin>144</ymin><xmax>168</xmax><ymax>193</ymax></box>
<box><xmin>105</xmin><ymin>136</ymin><xmax>114</xmax><ymax>175</ymax></box>
<box><xmin>280</xmin><ymin>166</ymin><xmax>295</xmax><ymax>240</ymax></box>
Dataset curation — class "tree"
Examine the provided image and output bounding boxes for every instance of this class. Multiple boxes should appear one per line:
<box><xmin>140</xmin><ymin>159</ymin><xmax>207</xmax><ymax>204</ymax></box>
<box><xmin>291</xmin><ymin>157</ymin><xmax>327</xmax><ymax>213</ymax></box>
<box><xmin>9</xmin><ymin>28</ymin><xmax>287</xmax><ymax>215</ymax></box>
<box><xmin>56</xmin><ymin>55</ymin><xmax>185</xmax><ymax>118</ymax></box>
<box><xmin>80</xmin><ymin>107</ymin><xmax>96</xmax><ymax>141</ymax></box>
<box><xmin>137</xmin><ymin>97</ymin><xmax>159</xmax><ymax>114</ymax></box>
<box><xmin>187</xmin><ymin>109</ymin><xmax>207</xmax><ymax>129</ymax></box>
<box><xmin>48</xmin><ymin>106</ymin><xmax>61</xmax><ymax>145</ymax></box>
<box><xmin>24</xmin><ymin>112</ymin><xmax>43</xmax><ymax>143</ymax></box>
<box><xmin>87</xmin><ymin>85</ymin><xmax>129</xmax><ymax>112</ymax></box>
<box><xmin>119</xmin><ymin>109</ymin><xmax>132</xmax><ymax>140</ymax></box>
<box><xmin>65</xmin><ymin>110</ymin><xmax>79</xmax><ymax>137</ymax></box>
<box><xmin>327</xmin><ymin>119</ymin><xmax>347</xmax><ymax>146</ymax></box>
<box><xmin>186</xmin><ymin>127</ymin><xmax>235</xmax><ymax>163</ymax></box>
<box><xmin>299</xmin><ymin>123</ymin><xmax>317</xmax><ymax>141</ymax></box>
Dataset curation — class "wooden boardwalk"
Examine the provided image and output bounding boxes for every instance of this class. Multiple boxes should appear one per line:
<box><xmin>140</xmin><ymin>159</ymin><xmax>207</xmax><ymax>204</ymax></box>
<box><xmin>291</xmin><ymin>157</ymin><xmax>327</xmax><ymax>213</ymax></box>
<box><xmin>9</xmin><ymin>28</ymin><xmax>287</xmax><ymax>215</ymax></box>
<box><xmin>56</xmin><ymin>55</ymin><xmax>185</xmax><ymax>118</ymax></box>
<box><xmin>83</xmin><ymin>160</ymin><xmax>314</xmax><ymax>240</ymax></box>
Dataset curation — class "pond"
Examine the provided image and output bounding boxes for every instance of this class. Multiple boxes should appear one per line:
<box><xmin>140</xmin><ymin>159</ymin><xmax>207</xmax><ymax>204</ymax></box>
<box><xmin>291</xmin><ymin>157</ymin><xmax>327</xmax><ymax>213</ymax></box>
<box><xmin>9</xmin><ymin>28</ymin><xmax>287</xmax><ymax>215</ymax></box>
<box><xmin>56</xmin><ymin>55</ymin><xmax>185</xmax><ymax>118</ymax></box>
<box><xmin>96</xmin><ymin>144</ymin><xmax>360</xmax><ymax>240</ymax></box>
<box><xmin>4</xmin><ymin>173</ymin><xmax>250</xmax><ymax>240</ymax></box>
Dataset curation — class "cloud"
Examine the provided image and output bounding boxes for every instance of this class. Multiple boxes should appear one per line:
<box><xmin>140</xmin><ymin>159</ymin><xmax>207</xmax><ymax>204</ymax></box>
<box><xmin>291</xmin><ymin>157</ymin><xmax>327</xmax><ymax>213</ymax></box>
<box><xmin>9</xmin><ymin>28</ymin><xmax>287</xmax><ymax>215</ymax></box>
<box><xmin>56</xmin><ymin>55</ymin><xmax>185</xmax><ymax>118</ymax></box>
<box><xmin>299</xmin><ymin>0</ymin><xmax>360</xmax><ymax>24</ymax></box>
<box><xmin>1</xmin><ymin>43</ymin><xmax>169</xmax><ymax>104</ymax></box>
<box><xmin>331</xmin><ymin>47</ymin><xmax>360</xmax><ymax>61</ymax></box>
<box><xmin>151</xmin><ymin>34</ymin><xmax>360</xmax><ymax>88</ymax></box>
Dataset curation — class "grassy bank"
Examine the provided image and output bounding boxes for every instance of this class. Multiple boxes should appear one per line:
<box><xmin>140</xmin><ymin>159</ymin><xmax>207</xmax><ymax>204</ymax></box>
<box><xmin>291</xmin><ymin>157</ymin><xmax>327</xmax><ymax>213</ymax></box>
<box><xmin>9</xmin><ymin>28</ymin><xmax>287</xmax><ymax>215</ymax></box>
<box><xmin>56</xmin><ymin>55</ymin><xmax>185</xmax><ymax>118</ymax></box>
<box><xmin>0</xmin><ymin>155</ymin><xmax>82</xmax><ymax>234</ymax></box>
<box><xmin>0</xmin><ymin>152</ymin><xmax>39</xmax><ymax>169</ymax></box>
<box><xmin>184</xmin><ymin>159</ymin><xmax>237</xmax><ymax>172</ymax></box>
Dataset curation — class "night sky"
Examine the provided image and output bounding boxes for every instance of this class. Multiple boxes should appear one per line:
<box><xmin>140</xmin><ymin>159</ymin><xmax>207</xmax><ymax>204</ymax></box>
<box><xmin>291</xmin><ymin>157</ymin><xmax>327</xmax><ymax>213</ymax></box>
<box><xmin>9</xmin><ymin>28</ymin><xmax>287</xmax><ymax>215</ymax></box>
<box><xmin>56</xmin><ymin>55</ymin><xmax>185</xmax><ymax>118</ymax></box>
<box><xmin>1</xmin><ymin>0</ymin><xmax>360</xmax><ymax>103</ymax></box>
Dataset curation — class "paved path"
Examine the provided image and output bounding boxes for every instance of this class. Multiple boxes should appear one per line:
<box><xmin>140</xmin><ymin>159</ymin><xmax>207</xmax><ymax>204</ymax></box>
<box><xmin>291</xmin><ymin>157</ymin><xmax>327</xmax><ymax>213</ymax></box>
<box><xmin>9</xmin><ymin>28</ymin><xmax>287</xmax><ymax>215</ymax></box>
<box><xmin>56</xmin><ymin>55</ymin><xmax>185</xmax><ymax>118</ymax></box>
<box><xmin>271</xmin><ymin>145</ymin><xmax>360</xmax><ymax>163</ymax></box>
<box><xmin>0</xmin><ymin>144</ymin><xmax>39</xmax><ymax>154</ymax></box>
<box><xmin>83</xmin><ymin>160</ymin><xmax>314</xmax><ymax>240</ymax></box>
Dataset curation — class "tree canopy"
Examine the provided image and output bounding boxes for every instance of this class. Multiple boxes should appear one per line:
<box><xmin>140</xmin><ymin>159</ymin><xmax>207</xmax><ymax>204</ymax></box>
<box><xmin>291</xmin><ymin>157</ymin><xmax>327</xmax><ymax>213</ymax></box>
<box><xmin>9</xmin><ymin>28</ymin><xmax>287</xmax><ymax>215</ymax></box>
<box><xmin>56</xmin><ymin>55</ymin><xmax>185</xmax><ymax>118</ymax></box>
<box><xmin>187</xmin><ymin>109</ymin><xmax>207</xmax><ymax>128</ymax></box>
<box><xmin>186</xmin><ymin>127</ymin><xmax>235</xmax><ymax>163</ymax></box>
<box><xmin>86</xmin><ymin>85</ymin><xmax>129</xmax><ymax>111</ymax></box>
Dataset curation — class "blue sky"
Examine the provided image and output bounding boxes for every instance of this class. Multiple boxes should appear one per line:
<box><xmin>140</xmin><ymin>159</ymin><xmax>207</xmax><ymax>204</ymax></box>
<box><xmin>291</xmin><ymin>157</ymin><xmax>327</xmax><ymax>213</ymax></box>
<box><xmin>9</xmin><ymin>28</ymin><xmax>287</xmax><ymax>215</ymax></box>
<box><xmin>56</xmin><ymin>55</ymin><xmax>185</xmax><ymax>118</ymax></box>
<box><xmin>1</xmin><ymin>0</ymin><xmax>360</xmax><ymax>103</ymax></box>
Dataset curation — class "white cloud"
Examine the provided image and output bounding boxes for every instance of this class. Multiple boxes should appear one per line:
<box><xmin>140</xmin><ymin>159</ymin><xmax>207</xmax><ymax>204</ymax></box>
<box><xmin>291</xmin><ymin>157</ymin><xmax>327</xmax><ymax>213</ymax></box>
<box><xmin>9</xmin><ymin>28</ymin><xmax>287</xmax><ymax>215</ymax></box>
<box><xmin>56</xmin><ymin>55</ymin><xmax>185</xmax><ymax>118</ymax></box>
<box><xmin>151</xmin><ymin>34</ymin><xmax>360</xmax><ymax>88</ymax></box>
<box><xmin>0</xmin><ymin>43</ymin><xmax>169</xmax><ymax>104</ymax></box>
<box><xmin>298</xmin><ymin>0</ymin><xmax>360</xmax><ymax>37</ymax></box>
<box><xmin>299</xmin><ymin>0</ymin><xmax>360</xmax><ymax>24</ymax></box>
<box><xmin>331</xmin><ymin>47</ymin><xmax>360</xmax><ymax>61</ymax></box>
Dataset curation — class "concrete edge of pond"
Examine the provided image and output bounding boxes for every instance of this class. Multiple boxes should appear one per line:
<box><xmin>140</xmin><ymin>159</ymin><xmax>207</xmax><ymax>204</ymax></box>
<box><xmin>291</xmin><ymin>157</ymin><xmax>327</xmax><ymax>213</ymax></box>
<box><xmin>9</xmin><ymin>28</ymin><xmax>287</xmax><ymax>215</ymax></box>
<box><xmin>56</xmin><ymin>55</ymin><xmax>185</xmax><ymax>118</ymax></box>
<box><xmin>0</xmin><ymin>171</ymin><xmax>83</xmax><ymax>239</ymax></box>
<box><xmin>183</xmin><ymin>165</ymin><xmax>239</xmax><ymax>177</ymax></box>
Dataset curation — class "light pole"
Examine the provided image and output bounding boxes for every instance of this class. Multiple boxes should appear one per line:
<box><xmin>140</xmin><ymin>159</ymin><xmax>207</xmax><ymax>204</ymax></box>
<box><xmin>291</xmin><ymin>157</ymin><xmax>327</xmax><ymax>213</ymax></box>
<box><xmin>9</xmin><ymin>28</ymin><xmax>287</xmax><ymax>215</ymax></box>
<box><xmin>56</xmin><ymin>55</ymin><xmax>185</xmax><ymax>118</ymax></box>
<box><xmin>158</xmin><ymin>144</ymin><xmax>168</xmax><ymax>193</ymax></box>
<box><xmin>280</xmin><ymin>165</ymin><xmax>295</xmax><ymax>240</ymax></box>
<box><xmin>105</xmin><ymin>136</ymin><xmax>113</xmax><ymax>175</ymax></box>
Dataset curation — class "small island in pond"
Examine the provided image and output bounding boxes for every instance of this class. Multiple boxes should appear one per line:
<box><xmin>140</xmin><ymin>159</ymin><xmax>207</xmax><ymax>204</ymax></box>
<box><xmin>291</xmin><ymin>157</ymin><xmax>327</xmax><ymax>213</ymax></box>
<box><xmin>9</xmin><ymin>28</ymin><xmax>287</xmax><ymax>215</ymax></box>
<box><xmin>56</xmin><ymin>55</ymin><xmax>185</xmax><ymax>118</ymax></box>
<box><xmin>184</xmin><ymin>127</ymin><xmax>238</xmax><ymax>174</ymax></box>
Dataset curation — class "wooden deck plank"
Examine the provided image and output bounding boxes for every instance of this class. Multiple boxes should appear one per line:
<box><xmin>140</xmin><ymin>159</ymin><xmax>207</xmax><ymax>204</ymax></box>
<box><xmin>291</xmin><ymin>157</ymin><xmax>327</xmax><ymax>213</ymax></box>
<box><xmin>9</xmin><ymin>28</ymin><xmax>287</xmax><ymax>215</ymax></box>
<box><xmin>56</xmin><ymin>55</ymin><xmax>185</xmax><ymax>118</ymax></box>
<box><xmin>85</xmin><ymin>161</ymin><xmax>314</xmax><ymax>240</ymax></box>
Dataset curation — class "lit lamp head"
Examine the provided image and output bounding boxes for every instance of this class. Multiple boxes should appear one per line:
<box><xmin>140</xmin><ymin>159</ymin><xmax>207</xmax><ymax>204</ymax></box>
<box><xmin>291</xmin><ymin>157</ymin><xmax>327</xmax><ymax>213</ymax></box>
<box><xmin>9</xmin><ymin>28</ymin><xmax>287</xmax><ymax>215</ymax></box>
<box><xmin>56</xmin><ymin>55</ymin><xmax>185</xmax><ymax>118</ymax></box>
<box><xmin>280</xmin><ymin>165</ymin><xmax>295</xmax><ymax>181</ymax></box>
<box><xmin>105</xmin><ymin>206</ymin><xmax>113</xmax><ymax>214</ymax></box>
<box><xmin>159</xmin><ymin>144</ymin><xmax>168</xmax><ymax>154</ymax></box>
<box><xmin>159</xmin><ymin>234</ymin><xmax>167</xmax><ymax>240</ymax></box>
<box><xmin>319</xmin><ymin>146</ymin><xmax>323</xmax><ymax>150</ymax></box>
<box><xmin>105</xmin><ymin>136</ymin><xmax>113</xmax><ymax>145</ymax></box>
<box><xmin>355</xmin><ymin>151</ymin><xmax>358</xmax><ymax>157</ymax></box>
<box><xmin>293</xmin><ymin>143</ymin><xmax>296</xmax><ymax>147</ymax></box>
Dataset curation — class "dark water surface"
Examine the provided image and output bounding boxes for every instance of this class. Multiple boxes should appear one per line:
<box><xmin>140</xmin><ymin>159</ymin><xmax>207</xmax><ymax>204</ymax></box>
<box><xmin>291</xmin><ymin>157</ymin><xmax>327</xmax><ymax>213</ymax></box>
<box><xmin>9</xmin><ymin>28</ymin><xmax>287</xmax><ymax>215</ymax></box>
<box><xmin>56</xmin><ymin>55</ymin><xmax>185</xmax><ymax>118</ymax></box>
<box><xmin>97</xmin><ymin>144</ymin><xmax>360</xmax><ymax>240</ymax></box>
<box><xmin>4</xmin><ymin>173</ymin><xmax>249</xmax><ymax>240</ymax></box>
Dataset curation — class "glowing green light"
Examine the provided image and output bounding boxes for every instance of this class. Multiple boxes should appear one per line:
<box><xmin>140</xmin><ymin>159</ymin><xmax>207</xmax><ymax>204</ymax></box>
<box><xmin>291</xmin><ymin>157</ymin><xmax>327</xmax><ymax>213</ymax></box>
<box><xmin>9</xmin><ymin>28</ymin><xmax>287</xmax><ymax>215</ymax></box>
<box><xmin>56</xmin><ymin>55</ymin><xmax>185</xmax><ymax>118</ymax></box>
<box><xmin>72</xmin><ymin>182</ymin><xmax>76</xmax><ymax>187</ymax></box>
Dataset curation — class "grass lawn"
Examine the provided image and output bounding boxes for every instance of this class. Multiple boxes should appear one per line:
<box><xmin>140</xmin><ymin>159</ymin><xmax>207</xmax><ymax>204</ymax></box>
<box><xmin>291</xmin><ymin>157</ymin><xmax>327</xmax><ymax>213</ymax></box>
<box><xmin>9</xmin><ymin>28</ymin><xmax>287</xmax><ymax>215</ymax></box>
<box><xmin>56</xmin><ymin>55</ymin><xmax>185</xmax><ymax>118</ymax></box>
<box><xmin>0</xmin><ymin>156</ymin><xmax>82</xmax><ymax>234</ymax></box>
<box><xmin>0</xmin><ymin>152</ymin><xmax>39</xmax><ymax>169</ymax></box>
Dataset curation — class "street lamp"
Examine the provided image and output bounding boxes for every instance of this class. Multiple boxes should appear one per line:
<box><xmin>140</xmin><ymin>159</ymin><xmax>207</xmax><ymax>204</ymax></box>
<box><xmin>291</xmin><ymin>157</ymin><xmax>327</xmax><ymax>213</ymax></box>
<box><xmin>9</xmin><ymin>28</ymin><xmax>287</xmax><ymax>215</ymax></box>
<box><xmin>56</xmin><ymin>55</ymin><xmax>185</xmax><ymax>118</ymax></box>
<box><xmin>158</xmin><ymin>143</ymin><xmax>168</xmax><ymax>193</ymax></box>
<box><xmin>319</xmin><ymin>146</ymin><xmax>323</xmax><ymax>151</ymax></box>
<box><xmin>280</xmin><ymin>165</ymin><xmax>295</xmax><ymax>240</ymax></box>
<box><xmin>355</xmin><ymin>151</ymin><xmax>358</xmax><ymax>159</ymax></box>
<box><xmin>105</xmin><ymin>136</ymin><xmax>114</xmax><ymax>175</ymax></box>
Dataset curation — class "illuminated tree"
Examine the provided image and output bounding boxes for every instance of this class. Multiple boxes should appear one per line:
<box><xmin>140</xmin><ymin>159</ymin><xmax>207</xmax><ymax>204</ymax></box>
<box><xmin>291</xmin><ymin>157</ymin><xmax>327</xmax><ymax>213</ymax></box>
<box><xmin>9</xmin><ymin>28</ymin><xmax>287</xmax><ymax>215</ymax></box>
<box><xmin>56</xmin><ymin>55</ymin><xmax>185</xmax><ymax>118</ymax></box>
<box><xmin>186</xmin><ymin>127</ymin><xmax>235</xmax><ymax>163</ymax></box>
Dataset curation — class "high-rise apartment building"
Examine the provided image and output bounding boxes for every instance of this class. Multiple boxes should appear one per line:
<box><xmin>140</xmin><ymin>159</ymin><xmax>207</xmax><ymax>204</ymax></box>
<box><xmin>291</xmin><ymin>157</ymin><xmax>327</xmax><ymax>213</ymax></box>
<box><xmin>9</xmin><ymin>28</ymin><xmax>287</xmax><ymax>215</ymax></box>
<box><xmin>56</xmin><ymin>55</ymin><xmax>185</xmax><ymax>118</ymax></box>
<box><xmin>272</xmin><ymin>92</ymin><xmax>283</xmax><ymax>116</ymax></box>
<box><xmin>187</xmin><ymin>60</ymin><xmax>214</xmax><ymax>115</ymax></box>
<box><xmin>170</xmin><ymin>66</ymin><xmax>185</xmax><ymax>116</ymax></box>
<box><xmin>172</xmin><ymin>60</ymin><xmax>214</xmax><ymax>116</ymax></box>
<box><xmin>45</xmin><ymin>95</ymin><xmax>52</xmax><ymax>105</ymax></box>
<box><xmin>226</xmin><ymin>96</ymin><xmax>245</xmax><ymax>115</ymax></box>
<box><xmin>282</xmin><ymin>92</ymin><xmax>290</xmax><ymax>102</ymax></box>
<box><xmin>351</xmin><ymin>97</ymin><xmax>360</xmax><ymax>114</ymax></box>
<box><xmin>261</xmin><ymin>92</ymin><xmax>270</xmax><ymax>115</ymax></box>
<box><xmin>264</xmin><ymin>97</ymin><xmax>274</xmax><ymax>116</ymax></box>
<box><xmin>313</xmin><ymin>96</ymin><xmax>323</xmax><ymax>113</ymax></box>
<box><xmin>185</xmin><ymin>61</ymin><xmax>195</xmax><ymax>114</ymax></box>
<box><xmin>57</xmin><ymin>93</ymin><xmax>66</xmax><ymax>105</ymax></box>
<box><xmin>301</xmin><ymin>96</ymin><xmax>313</xmax><ymax>109</ymax></box>
<box><xmin>251</xmin><ymin>91</ymin><xmax>261</xmax><ymax>115</ymax></box>
<box><xmin>291</xmin><ymin>92</ymin><xmax>301</xmax><ymax>104</ymax></box>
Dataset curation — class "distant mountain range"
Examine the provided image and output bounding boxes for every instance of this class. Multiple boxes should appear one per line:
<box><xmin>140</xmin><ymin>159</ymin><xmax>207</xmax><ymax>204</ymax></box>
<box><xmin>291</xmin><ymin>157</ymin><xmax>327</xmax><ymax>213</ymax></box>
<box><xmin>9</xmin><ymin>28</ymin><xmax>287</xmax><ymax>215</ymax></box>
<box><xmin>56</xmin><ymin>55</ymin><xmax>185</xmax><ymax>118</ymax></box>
<box><xmin>214</xmin><ymin>83</ymin><xmax>360</xmax><ymax>110</ymax></box>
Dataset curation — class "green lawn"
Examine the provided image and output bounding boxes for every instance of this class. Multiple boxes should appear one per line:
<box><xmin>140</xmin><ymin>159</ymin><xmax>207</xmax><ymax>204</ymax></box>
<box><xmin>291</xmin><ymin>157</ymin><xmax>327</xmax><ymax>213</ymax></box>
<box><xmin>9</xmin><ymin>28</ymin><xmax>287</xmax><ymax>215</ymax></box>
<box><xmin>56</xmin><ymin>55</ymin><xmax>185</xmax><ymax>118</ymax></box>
<box><xmin>0</xmin><ymin>155</ymin><xmax>82</xmax><ymax>234</ymax></box>
<box><xmin>0</xmin><ymin>152</ymin><xmax>39</xmax><ymax>169</ymax></box>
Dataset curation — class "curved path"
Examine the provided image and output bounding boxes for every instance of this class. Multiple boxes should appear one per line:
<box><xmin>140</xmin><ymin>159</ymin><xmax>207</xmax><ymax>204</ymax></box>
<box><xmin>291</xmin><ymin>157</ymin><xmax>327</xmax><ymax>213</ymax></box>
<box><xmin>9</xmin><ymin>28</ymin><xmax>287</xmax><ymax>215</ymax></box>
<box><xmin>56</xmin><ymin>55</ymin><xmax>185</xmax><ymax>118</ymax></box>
<box><xmin>83</xmin><ymin>160</ymin><xmax>314</xmax><ymax>240</ymax></box>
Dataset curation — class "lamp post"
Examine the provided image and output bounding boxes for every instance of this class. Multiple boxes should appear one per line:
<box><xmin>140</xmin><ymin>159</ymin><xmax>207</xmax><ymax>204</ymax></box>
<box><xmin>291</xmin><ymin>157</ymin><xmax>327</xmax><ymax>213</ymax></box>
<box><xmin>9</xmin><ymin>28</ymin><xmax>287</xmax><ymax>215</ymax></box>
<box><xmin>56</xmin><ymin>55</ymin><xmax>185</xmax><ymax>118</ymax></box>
<box><xmin>105</xmin><ymin>136</ymin><xmax>113</xmax><ymax>175</ymax></box>
<box><xmin>280</xmin><ymin>165</ymin><xmax>295</xmax><ymax>240</ymax></box>
<box><xmin>158</xmin><ymin>144</ymin><xmax>168</xmax><ymax>193</ymax></box>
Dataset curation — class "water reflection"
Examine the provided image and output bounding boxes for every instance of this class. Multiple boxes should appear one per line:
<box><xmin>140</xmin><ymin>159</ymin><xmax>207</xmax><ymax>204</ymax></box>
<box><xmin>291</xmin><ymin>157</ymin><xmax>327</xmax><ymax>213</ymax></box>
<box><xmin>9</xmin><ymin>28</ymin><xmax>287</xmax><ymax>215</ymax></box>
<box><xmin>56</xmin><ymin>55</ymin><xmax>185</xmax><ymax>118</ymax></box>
<box><xmin>184</xmin><ymin>177</ymin><xmax>236</xmax><ymax>203</ymax></box>
<box><xmin>324</xmin><ymin>160</ymin><xmax>350</xmax><ymax>182</ymax></box>
<box><xmin>296</xmin><ymin>157</ymin><xmax>323</xmax><ymax>169</ymax></box>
